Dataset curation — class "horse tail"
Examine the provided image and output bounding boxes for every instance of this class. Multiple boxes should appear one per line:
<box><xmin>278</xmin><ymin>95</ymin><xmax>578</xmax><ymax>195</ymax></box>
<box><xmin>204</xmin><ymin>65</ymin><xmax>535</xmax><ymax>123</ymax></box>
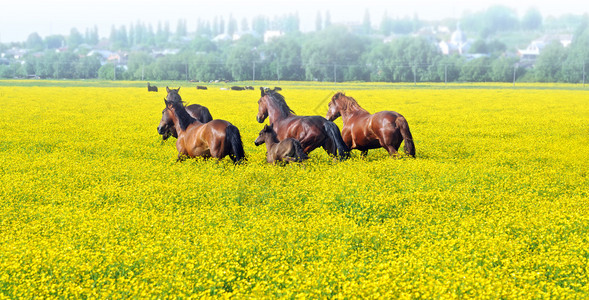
<box><xmin>397</xmin><ymin>116</ymin><xmax>415</xmax><ymax>157</ymax></box>
<box><xmin>323</xmin><ymin>121</ymin><xmax>350</xmax><ymax>160</ymax></box>
<box><xmin>293</xmin><ymin>140</ymin><xmax>309</xmax><ymax>162</ymax></box>
<box><xmin>225</xmin><ymin>125</ymin><xmax>246</xmax><ymax>164</ymax></box>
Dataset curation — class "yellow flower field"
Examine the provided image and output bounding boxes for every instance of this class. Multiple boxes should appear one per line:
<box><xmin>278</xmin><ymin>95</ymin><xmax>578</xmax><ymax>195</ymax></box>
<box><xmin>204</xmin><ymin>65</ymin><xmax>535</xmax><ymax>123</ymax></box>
<box><xmin>0</xmin><ymin>81</ymin><xmax>588</xmax><ymax>298</ymax></box>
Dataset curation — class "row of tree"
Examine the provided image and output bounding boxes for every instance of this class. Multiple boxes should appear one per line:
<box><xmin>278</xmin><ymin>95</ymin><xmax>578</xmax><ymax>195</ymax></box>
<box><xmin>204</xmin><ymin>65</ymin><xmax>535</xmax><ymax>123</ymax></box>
<box><xmin>3</xmin><ymin>24</ymin><xmax>587</xmax><ymax>83</ymax></box>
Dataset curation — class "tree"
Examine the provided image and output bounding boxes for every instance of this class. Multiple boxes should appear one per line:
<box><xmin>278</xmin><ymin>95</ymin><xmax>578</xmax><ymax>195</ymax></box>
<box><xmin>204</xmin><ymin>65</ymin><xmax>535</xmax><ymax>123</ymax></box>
<box><xmin>259</xmin><ymin>33</ymin><xmax>304</xmax><ymax>80</ymax></box>
<box><xmin>561</xmin><ymin>18</ymin><xmax>589</xmax><ymax>82</ymax></box>
<box><xmin>68</xmin><ymin>28</ymin><xmax>84</xmax><ymax>49</ymax></box>
<box><xmin>490</xmin><ymin>57</ymin><xmax>523</xmax><ymax>82</ymax></box>
<box><xmin>75</xmin><ymin>54</ymin><xmax>101</xmax><ymax>78</ymax></box>
<box><xmin>176</xmin><ymin>19</ymin><xmax>187</xmax><ymax>38</ymax></box>
<box><xmin>26</xmin><ymin>32</ymin><xmax>44</xmax><ymax>50</ymax></box>
<box><xmin>522</xmin><ymin>8</ymin><xmax>543</xmax><ymax>31</ymax></box>
<box><xmin>315</xmin><ymin>11</ymin><xmax>323</xmax><ymax>31</ymax></box>
<box><xmin>227</xmin><ymin>15</ymin><xmax>238</xmax><ymax>37</ymax></box>
<box><xmin>324</xmin><ymin>11</ymin><xmax>332</xmax><ymax>28</ymax></box>
<box><xmin>460</xmin><ymin>57</ymin><xmax>492</xmax><ymax>82</ymax></box>
<box><xmin>534</xmin><ymin>41</ymin><xmax>567</xmax><ymax>82</ymax></box>
<box><xmin>252</xmin><ymin>16</ymin><xmax>268</xmax><ymax>35</ymax></box>
<box><xmin>365</xmin><ymin>36</ymin><xmax>441</xmax><ymax>82</ymax></box>
<box><xmin>45</xmin><ymin>35</ymin><xmax>65</xmax><ymax>49</ymax></box>
<box><xmin>362</xmin><ymin>9</ymin><xmax>372</xmax><ymax>35</ymax></box>
<box><xmin>241</xmin><ymin>18</ymin><xmax>250</xmax><ymax>32</ymax></box>
<box><xmin>302</xmin><ymin>26</ymin><xmax>369</xmax><ymax>82</ymax></box>
<box><xmin>225</xmin><ymin>44</ymin><xmax>259</xmax><ymax>81</ymax></box>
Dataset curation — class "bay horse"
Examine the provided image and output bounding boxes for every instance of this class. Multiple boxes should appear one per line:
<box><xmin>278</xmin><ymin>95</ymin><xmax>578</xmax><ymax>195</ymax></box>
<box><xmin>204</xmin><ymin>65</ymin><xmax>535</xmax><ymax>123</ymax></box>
<box><xmin>158</xmin><ymin>104</ymin><xmax>213</xmax><ymax>141</ymax></box>
<box><xmin>163</xmin><ymin>87</ymin><xmax>246</xmax><ymax>164</ymax></box>
<box><xmin>254</xmin><ymin>124</ymin><xmax>308</xmax><ymax>164</ymax></box>
<box><xmin>256</xmin><ymin>87</ymin><xmax>350</xmax><ymax>159</ymax></box>
<box><xmin>326</xmin><ymin>92</ymin><xmax>415</xmax><ymax>157</ymax></box>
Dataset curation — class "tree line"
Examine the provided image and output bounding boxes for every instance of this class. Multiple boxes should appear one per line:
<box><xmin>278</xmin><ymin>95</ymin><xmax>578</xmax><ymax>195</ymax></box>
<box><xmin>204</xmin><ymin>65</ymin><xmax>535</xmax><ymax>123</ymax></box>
<box><xmin>1</xmin><ymin>7</ymin><xmax>588</xmax><ymax>83</ymax></box>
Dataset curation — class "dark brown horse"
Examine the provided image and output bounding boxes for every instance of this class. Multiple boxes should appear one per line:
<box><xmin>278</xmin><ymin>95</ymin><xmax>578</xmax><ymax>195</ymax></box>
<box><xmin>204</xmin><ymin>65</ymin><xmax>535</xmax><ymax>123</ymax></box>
<box><xmin>326</xmin><ymin>92</ymin><xmax>415</xmax><ymax>157</ymax></box>
<box><xmin>254</xmin><ymin>124</ymin><xmax>308</xmax><ymax>164</ymax></box>
<box><xmin>256</xmin><ymin>88</ymin><xmax>350</xmax><ymax>159</ymax></box>
<box><xmin>147</xmin><ymin>82</ymin><xmax>158</xmax><ymax>92</ymax></box>
<box><xmin>163</xmin><ymin>87</ymin><xmax>246</xmax><ymax>163</ymax></box>
<box><xmin>158</xmin><ymin>103</ymin><xmax>213</xmax><ymax>140</ymax></box>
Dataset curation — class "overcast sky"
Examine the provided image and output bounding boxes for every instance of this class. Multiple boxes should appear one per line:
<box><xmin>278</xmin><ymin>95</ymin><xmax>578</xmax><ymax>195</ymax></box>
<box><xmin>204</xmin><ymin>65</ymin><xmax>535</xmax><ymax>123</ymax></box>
<box><xmin>1</xmin><ymin>0</ymin><xmax>587</xmax><ymax>43</ymax></box>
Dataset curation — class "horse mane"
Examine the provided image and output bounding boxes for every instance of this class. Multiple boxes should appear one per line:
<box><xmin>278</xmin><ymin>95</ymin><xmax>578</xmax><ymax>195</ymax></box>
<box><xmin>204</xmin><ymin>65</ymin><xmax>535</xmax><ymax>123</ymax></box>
<box><xmin>267</xmin><ymin>91</ymin><xmax>295</xmax><ymax>117</ymax></box>
<box><xmin>263</xmin><ymin>125</ymin><xmax>280</xmax><ymax>143</ymax></box>
<box><xmin>334</xmin><ymin>92</ymin><xmax>369</xmax><ymax>114</ymax></box>
<box><xmin>169</xmin><ymin>99</ymin><xmax>197</xmax><ymax>131</ymax></box>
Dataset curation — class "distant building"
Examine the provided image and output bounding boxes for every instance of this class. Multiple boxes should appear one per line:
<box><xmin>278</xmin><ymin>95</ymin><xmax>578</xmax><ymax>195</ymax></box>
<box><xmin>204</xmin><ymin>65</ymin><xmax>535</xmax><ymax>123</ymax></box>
<box><xmin>517</xmin><ymin>35</ymin><xmax>572</xmax><ymax>60</ymax></box>
<box><xmin>439</xmin><ymin>23</ymin><xmax>470</xmax><ymax>55</ymax></box>
<box><xmin>264</xmin><ymin>30</ymin><xmax>283</xmax><ymax>43</ymax></box>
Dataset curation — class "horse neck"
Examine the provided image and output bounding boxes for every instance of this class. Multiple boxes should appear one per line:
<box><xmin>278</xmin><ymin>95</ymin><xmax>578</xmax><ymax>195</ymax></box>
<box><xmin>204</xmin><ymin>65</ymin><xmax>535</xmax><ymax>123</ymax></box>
<box><xmin>170</xmin><ymin>105</ymin><xmax>199</xmax><ymax>132</ymax></box>
<box><xmin>263</xmin><ymin>133</ymin><xmax>279</xmax><ymax>149</ymax></box>
<box><xmin>340</xmin><ymin>102</ymin><xmax>369</xmax><ymax>122</ymax></box>
<box><xmin>267</xmin><ymin>100</ymin><xmax>292</xmax><ymax>124</ymax></box>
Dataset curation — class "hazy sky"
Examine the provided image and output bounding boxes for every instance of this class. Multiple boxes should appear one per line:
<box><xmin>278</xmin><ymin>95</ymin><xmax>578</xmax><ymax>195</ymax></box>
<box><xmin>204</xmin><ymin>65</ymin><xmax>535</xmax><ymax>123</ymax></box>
<box><xmin>1</xmin><ymin>0</ymin><xmax>587</xmax><ymax>43</ymax></box>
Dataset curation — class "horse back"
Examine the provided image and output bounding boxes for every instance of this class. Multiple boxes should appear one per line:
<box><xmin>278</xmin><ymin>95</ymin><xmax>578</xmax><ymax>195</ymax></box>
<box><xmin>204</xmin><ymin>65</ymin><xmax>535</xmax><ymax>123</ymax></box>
<box><xmin>274</xmin><ymin>115</ymin><xmax>326</xmax><ymax>141</ymax></box>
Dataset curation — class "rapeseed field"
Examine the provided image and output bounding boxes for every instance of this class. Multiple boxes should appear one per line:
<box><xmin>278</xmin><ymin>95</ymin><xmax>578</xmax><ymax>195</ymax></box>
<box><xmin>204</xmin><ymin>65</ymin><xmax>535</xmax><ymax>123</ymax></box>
<box><xmin>0</xmin><ymin>81</ymin><xmax>587</xmax><ymax>298</ymax></box>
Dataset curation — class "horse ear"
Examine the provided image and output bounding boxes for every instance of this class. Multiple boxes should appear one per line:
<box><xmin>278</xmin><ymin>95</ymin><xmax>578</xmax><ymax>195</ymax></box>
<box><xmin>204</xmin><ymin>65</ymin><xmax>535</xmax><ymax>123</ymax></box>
<box><xmin>260</xmin><ymin>87</ymin><xmax>265</xmax><ymax>96</ymax></box>
<box><xmin>177</xmin><ymin>87</ymin><xmax>180</xmax><ymax>92</ymax></box>
<box><xmin>166</xmin><ymin>86</ymin><xmax>171</xmax><ymax>93</ymax></box>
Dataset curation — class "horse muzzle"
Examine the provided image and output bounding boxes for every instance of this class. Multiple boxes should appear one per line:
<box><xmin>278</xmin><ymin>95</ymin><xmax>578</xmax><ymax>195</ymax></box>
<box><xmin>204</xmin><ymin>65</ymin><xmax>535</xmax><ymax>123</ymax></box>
<box><xmin>256</xmin><ymin>116</ymin><xmax>264</xmax><ymax>123</ymax></box>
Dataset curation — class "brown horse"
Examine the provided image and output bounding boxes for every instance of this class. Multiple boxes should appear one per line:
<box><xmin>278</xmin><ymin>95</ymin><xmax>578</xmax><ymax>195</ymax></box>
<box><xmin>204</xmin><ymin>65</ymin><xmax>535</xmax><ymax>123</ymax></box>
<box><xmin>158</xmin><ymin>104</ymin><xmax>213</xmax><ymax>141</ymax></box>
<box><xmin>254</xmin><ymin>124</ymin><xmax>308</xmax><ymax>164</ymax></box>
<box><xmin>256</xmin><ymin>88</ymin><xmax>349</xmax><ymax>159</ymax></box>
<box><xmin>326</xmin><ymin>92</ymin><xmax>415</xmax><ymax>157</ymax></box>
<box><xmin>163</xmin><ymin>87</ymin><xmax>246</xmax><ymax>163</ymax></box>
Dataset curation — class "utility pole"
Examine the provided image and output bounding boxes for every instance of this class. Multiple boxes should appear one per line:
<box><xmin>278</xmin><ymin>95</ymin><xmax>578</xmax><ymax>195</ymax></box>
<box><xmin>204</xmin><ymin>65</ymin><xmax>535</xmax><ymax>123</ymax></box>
<box><xmin>444</xmin><ymin>65</ymin><xmax>447</xmax><ymax>85</ymax></box>
<box><xmin>513</xmin><ymin>64</ymin><xmax>517</xmax><ymax>87</ymax></box>
<box><xmin>113</xmin><ymin>63</ymin><xmax>116</xmax><ymax>81</ymax></box>
<box><xmin>252</xmin><ymin>61</ymin><xmax>256</xmax><ymax>83</ymax></box>
<box><xmin>334</xmin><ymin>63</ymin><xmax>337</xmax><ymax>83</ymax></box>
<box><xmin>185</xmin><ymin>63</ymin><xmax>188</xmax><ymax>81</ymax></box>
<box><xmin>413</xmin><ymin>65</ymin><xmax>416</xmax><ymax>85</ymax></box>
<box><xmin>141</xmin><ymin>64</ymin><xmax>144</xmax><ymax>81</ymax></box>
<box><xmin>583</xmin><ymin>61</ymin><xmax>586</xmax><ymax>88</ymax></box>
<box><xmin>277</xmin><ymin>63</ymin><xmax>280</xmax><ymax>84</ymax></box>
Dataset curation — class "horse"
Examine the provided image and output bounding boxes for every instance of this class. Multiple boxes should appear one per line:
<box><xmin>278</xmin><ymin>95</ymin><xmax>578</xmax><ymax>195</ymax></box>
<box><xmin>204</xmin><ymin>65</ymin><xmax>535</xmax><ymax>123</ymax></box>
<box><xmin>157</xmin><ymin>103</ymin><xmax>213</xmax><ymax>141</ymax></box>
<box><xmin>162</xmin><ymin>87</ymin><xmax>246</xmax><ymax>164</ymax></box>
<box><xmin>326</xmin><ymin>92</ymin><xmax>415</xmax><ymax>157</ymax></box>
<box><xmin>244</xmin><ymin>86</ymin><xmax>254</xmax><ymax>90</ymax></box>
<box><xmin>231</xmin><ymin>86</ymin><xmax>245</xmax><ymax>91</ymax></box>
<box><xmin>147</xmin><ymin>82</ymin><xmax>158</xmax><ymax>92</ymax></box>
<box><xmin>254</xmin><ymin>124</ymin><xmax>308</xmax><ymax>164</ymax></box>
<box><xmin>256</xmin><ymin>87</ymin><xmax>350</xmax><ymax>159</ymax></box>
<box><xmin>196</xmin><ymin>86</ymin><xmax>208</xmax><ymax>90</ymax></box>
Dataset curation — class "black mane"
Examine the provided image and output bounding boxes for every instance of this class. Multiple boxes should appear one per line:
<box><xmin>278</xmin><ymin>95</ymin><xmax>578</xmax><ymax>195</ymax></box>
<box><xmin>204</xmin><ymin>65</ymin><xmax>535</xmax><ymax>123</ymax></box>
<box><xmin>169</xmin><ymin>100</ymin><xmax>197</xmax><ymax>131</ymax></box>
<box><xmin>267</xmin><ymin>91</ymin><xmax>295</xmax><ymax>117</ymax></box>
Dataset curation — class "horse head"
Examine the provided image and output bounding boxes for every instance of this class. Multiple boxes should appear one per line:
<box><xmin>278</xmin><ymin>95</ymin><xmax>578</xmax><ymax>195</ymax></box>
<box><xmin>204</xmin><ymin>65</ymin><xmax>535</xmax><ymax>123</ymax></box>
<box><xmin>254</xmin><ymin>124</ymin><xmax>276</xmax><ymax>146</ymax></box>
<box><xmin>157</xmin><ymin>106</ymin><xmax>175</xmax><ymax>140</ymax></box>
<box><xmin>326</xmin><ymin>92</ymin><xmax>344</xmax><ymax>121</ymax></box>
<box><xmin>257</xmin><ymin>87</ymin><xmax>270</xmax><ymax>123</ymax></box>
<box><xmin>166</xmin><ymin>86</ymin><xmax>182</xmax><ymax>103</ymax></box>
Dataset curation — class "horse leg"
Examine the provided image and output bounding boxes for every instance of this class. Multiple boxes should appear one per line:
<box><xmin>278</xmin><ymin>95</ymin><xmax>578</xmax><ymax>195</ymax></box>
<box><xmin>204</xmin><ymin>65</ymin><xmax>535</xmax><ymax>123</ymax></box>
<box><xmin>378</xmin><ymin>128</ymin><xmax>400</xmax><ymax>157</ymax></box>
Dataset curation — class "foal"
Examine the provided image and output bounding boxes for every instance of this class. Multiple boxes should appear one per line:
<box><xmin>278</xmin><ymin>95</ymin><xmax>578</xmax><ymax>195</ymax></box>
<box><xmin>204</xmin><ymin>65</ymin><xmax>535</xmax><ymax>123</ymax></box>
<box><xmin>254</xmin><ymin>124</ymin><xmax>308</xmax><ymax>164</ymax></box>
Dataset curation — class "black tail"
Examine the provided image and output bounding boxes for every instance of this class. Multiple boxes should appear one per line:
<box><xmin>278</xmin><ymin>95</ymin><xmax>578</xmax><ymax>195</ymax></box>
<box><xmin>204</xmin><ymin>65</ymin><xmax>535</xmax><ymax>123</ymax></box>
<box><xmin>293</xmin><ymin>140</ymin><xmax>309</xmax><ymax>162</ymax></box>
<box><xmin>323</xmin><ymin>121</ymin><xmax>350</xmax><ymax>160</ymax></box>
<box><xmin>397</xmin><ymin>117</ymin><xmax>415</xmax><ymax>157</ymax></box>
<box><xmin>225</xmin><ymin>125</ymin><xmax>246</xmax><ymax>164</ymax></box>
